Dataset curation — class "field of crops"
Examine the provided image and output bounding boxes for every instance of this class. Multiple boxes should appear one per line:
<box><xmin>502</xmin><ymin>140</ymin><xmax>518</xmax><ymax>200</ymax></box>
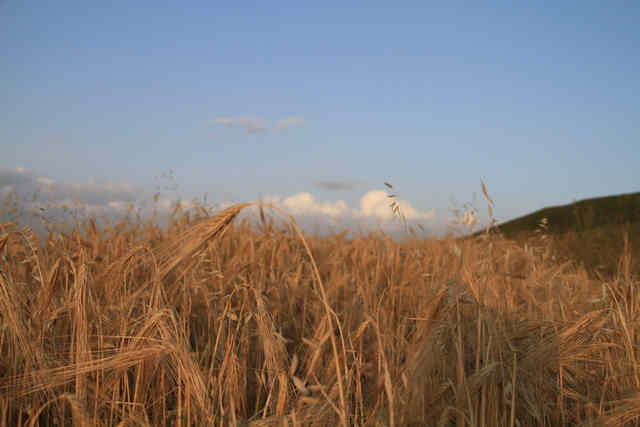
<box><xmin>0</xmin><ymin>200</ymin><xmax>638</xmax><ymax>426</ymax></box>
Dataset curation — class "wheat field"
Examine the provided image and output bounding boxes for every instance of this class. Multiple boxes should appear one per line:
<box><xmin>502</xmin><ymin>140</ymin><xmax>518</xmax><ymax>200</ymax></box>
<box><xmin>0</xmin><ymin>194</ymin><xmax>638</xmax><ymax>426</ymax></box>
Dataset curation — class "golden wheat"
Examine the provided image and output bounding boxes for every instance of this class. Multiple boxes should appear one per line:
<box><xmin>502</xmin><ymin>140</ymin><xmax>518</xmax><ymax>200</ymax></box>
<box><xmin>0</xmin><ymin>191</ymin><xmax>637</xmax><ymax>426</ymax></box>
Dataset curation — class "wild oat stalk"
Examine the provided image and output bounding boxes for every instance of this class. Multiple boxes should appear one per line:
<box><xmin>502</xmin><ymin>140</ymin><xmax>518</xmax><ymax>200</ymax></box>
<box><xmin>384</xmin><ymin>182</ymin><xmax>409</xmax><ymax>241</ymax></box>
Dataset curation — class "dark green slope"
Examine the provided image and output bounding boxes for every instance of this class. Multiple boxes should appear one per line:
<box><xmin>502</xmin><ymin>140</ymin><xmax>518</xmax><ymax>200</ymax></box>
<box><xmin>478</xmin><ymin>191</ymin><xmax>640</xmax><ymax>237</ymax></box>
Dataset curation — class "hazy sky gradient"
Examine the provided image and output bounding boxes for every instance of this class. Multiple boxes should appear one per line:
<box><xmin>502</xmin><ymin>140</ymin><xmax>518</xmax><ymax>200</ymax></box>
<box><xmin>2</xmin><ymin>1</ymin><xmax>638</xmax><ymax>234</ymax></box>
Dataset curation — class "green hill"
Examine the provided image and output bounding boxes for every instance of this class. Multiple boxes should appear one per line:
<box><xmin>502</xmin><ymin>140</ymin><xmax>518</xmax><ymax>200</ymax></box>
<box><xmin>480</xmin><ymin>191</ymin><xmax>640</xmax><ymax>237</ymax></box>
<box><xmin>473</xmin><ymin>191</ymin><xmax>640</xmax><ymax>279</ymax></box>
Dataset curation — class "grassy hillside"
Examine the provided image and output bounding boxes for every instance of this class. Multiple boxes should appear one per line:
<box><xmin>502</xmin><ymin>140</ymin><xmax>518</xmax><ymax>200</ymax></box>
<box><xmin>473</xmin><ymin>192</ymin><xmax>640</xmax><ymax>279</ymax></box>
<box><xmin>486</xmin><ymin>191</ymin><xmax>640</xmax><ymax>236</ymax></box>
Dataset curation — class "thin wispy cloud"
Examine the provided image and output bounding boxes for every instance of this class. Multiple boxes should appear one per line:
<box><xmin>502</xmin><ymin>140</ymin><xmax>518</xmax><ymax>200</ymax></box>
<box><xmin>315</xmin><ymin>179</ymin><xmax>364</xmax><ymax>191</ymax></box>
<box><xmin>212</xmin><ymin>116</ymin><xmax>305</xmax><ymax>134</ymax></box>
<box><xmin>213</xmin><ymin>117</ymin><xmax>267</xmax><ymax>134</ymax></box>
<box><xmin>273</xmin><ymin>116</ymin><xmax>304</xmax><ymax>132</ymax></box>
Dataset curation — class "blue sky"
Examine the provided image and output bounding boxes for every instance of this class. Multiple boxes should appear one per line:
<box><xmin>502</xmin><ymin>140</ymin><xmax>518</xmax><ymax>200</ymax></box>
<box><xmin>2</xmin><ymin>1</ymin><xmax>638</xmax><ymax>235</ymax></box>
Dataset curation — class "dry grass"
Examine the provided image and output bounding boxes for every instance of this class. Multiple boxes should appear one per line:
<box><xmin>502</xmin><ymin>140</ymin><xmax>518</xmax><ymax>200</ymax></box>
<box><xmin>0</xmin><ymin>194</ymin><xmax>639</xmax><ymax>426</ymax></box>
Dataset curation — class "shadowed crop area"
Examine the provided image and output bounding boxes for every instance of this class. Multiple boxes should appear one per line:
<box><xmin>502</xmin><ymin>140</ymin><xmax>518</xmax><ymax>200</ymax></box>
<box><xmin>0</xmin><ymin>197</ymin><xmax>639</xmax><ymax>426</ymax></box>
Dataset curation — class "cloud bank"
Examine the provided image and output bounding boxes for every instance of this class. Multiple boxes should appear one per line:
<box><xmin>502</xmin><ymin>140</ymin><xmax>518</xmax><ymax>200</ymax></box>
<box><xmin>1</xmin><ymin>168</ymin><xmax>437</xmax><ymax>238</ymax></box>
<box><xmin>259</xmin><ymin>189</ymin><xmax>435</xmax><ymax>235</ymax></box>
<box><xmin>0</xmin><ymin>168</ymin><xmax>149</xmax><ymax>230</ymax></box>
<box><xmin>0</xmin><ymin>168</ymin><xmax>141</xmax><ymax>209</ymax></box>
<box><xmin>212</xmin><ymin>116</ymin><xmax>305</xmax><ymax>134</ymax></box>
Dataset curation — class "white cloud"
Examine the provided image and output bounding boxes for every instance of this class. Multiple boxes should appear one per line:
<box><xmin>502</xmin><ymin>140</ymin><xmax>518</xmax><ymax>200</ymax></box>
<box><xmin>254</xmin><ymin>189</ymin><xmax>436</xmax><ymax>236</ymax></box>
<box><xmin>281</xmin><ymin>192</ymin><xmax>349</xmax><ymax>218</ymax></box>
<box><xmin>353</xmin><ymin>190</ymin><xmax>435</xmax><ymax>221</ymax></box>
<box><xmin>353</xmin><ymin>190</ymin><xmax>395</xmax><ymax>220</ymax></box>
